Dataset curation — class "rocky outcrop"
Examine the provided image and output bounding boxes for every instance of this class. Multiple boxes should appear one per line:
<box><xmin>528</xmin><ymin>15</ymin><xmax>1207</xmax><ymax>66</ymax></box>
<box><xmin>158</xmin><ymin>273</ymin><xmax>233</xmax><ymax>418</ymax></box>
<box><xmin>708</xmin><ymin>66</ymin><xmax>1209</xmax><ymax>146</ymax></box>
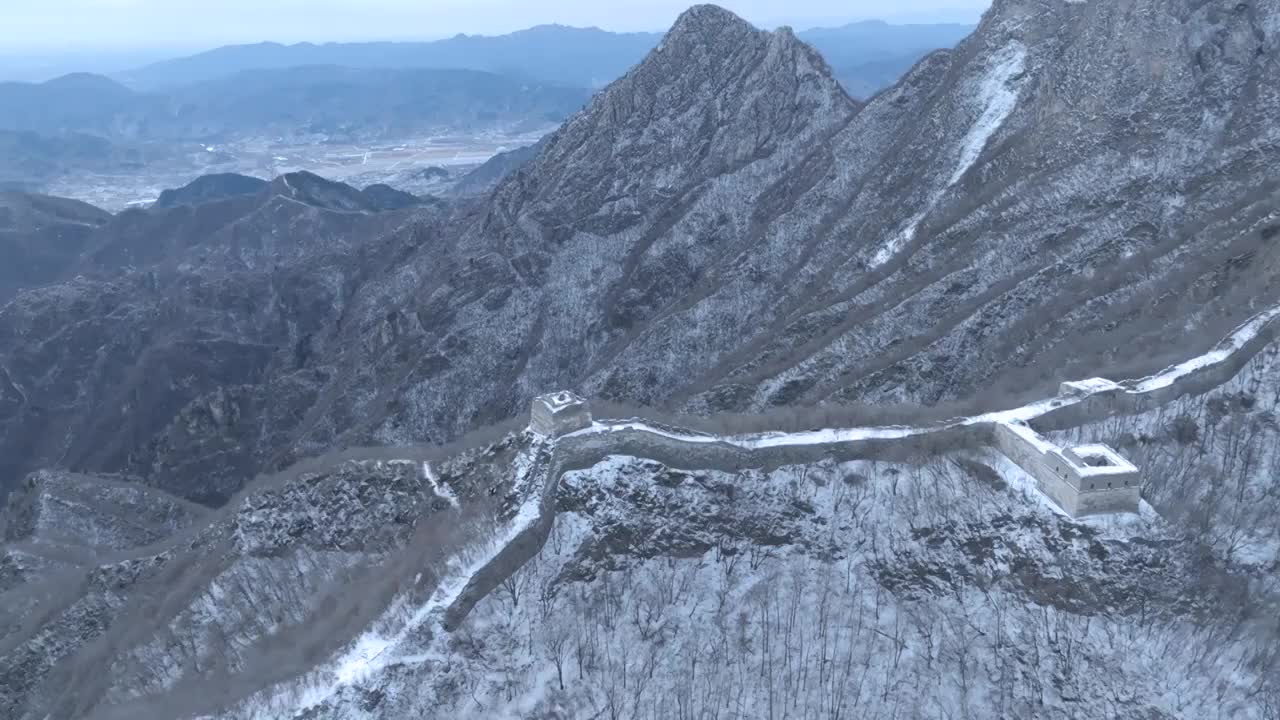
<box><xmin>0</xmin><ymin>470</ymin><xmax>205</xmax><ymax>552</ymax></box>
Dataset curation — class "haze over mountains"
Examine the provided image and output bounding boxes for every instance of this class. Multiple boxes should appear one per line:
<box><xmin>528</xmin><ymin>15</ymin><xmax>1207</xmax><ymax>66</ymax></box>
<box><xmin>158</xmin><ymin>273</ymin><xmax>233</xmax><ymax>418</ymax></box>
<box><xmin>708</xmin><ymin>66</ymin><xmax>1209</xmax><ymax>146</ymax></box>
<box><xmin>0</xmin><ymin>18</ymin><xmax>973</xmax><ymax>204</ymax></box>
<box><xmin>118</xmin><ymin>20</ymin><xmax>976</xmax><ymax>96</ymax></box>
<box><xmin>0</xmin><ymin>69</ymin><xmax>588</xmax><ymax>141</ymax></box>
<box><xmin>1</xmin><ymin>0</ymin><xmax>1279</xmax><ymax>717</ymax></box>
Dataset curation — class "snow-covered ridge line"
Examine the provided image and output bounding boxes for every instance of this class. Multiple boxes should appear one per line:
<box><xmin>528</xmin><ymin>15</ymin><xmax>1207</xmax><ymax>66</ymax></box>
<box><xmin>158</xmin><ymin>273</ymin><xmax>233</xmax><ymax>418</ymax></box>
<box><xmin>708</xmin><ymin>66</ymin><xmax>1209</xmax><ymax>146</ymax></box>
<box><xmin>572</xmin><ymin>302</ymin><xmax>1280</xmax><ymax>448</ymax></box>
<box><xmin>1132</xmin><ymin>305</ymin><xmax>1280</xmax><ymax>392</ymax></box>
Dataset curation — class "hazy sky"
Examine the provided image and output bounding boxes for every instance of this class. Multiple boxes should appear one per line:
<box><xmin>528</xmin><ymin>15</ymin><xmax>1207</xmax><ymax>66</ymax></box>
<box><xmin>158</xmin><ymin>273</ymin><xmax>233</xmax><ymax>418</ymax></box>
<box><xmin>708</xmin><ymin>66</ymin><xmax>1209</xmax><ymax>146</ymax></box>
<box><xmin>1</xmin><ymin>0</ymin><xmax>990</xmax><ymax>51</ymax></box>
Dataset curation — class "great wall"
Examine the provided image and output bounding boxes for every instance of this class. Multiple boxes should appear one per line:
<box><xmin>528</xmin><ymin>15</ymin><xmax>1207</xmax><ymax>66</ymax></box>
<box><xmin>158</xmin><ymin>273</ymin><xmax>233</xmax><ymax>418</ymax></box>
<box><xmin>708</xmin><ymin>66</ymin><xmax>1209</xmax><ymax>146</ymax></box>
<box><xmin>438</xmin><ymin>303</ymin><xmax>1280</xmax><ymax>631</ymax></box>
<box><xmin>282</xmin><ymin>302</ymin><xmax>1280</xmax><ymax>715</ymax></box>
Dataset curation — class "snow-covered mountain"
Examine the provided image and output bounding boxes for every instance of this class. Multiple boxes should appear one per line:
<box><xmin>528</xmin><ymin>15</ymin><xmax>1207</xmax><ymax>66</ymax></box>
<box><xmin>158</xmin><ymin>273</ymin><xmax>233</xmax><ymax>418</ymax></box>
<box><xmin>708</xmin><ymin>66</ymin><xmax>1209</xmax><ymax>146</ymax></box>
<box><xmin>4</xmin><ymin>302</ymin><xmax>1278</xmax><ymax>719</ymax></box>
<box><xmin>2</xmin><ymin>1</ymin><xmax>1280</xmax><ymax>717</ymax></box>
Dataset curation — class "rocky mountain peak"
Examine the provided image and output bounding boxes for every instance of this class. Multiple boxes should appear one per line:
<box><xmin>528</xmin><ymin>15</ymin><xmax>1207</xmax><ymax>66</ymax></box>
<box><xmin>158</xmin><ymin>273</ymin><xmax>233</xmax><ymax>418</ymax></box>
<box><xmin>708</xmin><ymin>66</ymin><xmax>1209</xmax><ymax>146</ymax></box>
<box><xmin>486</xmin><ymin>3</ymin><xmax>855</xmax><ymax>234</ymax></box>
<box><xmin>662</xmin><ymin>3</ymin><xmax>758</xmax><ymax>46</ymax></box>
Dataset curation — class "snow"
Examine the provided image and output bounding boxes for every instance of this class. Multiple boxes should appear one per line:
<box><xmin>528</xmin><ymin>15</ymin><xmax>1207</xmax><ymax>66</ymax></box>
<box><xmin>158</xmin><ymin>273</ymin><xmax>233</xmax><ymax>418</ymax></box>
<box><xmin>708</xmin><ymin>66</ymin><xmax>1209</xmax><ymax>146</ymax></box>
<box><xmin>969</xmin><ymin>397</ymin><xmax>1064</xmax><ymax>425</ymax></box>
<box><xmin>1133</xmin><ymin>305</ymin><xmax>1280</xmax><ymax>391</ymax></box>
<box><xmin>569</xmin><ymin>419</ymin><xmax>920</xmax><ymax>448</ymax></box>
<box><xmin>538</xmin><ymin>390</ymin><xmax>584</xmax><ymax>412</ymax></box>
<box><xmin>1062</xmin><ymin>377</ymin><xmax>1122</xmax><ymax>394</ymax></box>
<box><xmin>870</xmin><ymin>213</ymin><xmax>926</xmax><ymax>267</ymax></box>
<box><xmin>869</xmin><ymin>41</ymin><xmax>1027</xmax><ymax>268</ymax></box>
<box><xmin>564</xmin><ymin>420</ymin><xmax>721</xmax><ymax>444</ymax></box>
<box><xmin>1000</xmin><ymin>420</ymin><xmax>1059</xmax><ymax>453</ymax></box>
<box><xmin>948</xmin><ymin>42</ymin><xmax>1028</xmax><ymax>186</ymax></box>
<box><xmin>1069</xmin><ymin>444</ymin><xmax>1138</xmax><ymax>476</ymax></box>
<box><xmin>422</xmin><ymin>461</ymin><xmax>459</xmax><ymax>509</ymax></box>
<box><xmin>734</xmin><ymin>424</ymin><xmax>920</xmax><ymax>448</ymax></box>
<box><xmin>1078</xmin><ymin>500</ymin><xmax>1161</xmax><ymax>539</ymax></box>
<box><xmin>275</xmin><ymin>445</ymin><xmax>550</xmax><ymax>718</ymax></box>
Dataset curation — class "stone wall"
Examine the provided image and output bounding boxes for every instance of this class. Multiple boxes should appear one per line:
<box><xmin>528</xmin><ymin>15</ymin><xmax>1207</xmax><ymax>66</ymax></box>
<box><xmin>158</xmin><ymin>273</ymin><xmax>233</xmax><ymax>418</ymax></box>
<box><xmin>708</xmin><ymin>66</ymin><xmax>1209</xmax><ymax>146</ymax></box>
<box><xmin>441</xmin><ymin>422</ymin><xmax>985</xmax><ymax>630</ymax></box>
<box><xmin>1033</xmin><ymin>312</ymin><xmax>1280</xmax><ymax>433</ymax></box>
<box><xmin>441</xmin><ymin>313</ymin><xmax>1280</xmax><ymax>629</ymax></box>
<box><xmin>1076</xmin><ymin>486</ymin><xmax>1142</xmax><ymax>516</ymax></box>
<box><xmin>993</xmin><ymin>423</ymin><xmax>1081</xmax><ymax>515</ymax></box>
<box><xmin>442</xmin><ymin>442</ymin><xmax>557</xmax><ymax>631</ymax></box>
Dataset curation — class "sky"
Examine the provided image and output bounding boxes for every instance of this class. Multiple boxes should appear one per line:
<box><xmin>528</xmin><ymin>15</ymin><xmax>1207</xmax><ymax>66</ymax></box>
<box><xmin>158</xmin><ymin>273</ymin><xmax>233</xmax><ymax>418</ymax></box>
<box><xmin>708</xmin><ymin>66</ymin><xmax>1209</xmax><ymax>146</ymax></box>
<box><xmin>0</xmin><ymin>0</ymin><xmax>990</xmax><ymax>52</ymax></box>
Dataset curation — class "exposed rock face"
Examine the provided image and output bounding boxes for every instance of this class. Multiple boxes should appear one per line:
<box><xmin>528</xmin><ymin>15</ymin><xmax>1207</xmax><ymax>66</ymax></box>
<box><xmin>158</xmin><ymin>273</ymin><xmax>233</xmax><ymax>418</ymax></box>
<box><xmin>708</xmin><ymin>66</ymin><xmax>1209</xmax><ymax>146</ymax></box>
<box><xmin>0</xmin><ymin>470</ymin><xmax>205</xmax><ymax>552</ymax></box>
<box><xmin>1</xmin><ymin>0</ymin><xmax>1278</xmax><ymax>511</ymax></box>
<box><xmin>447</xmin><ymin>139</ymin><xmax>547</xmax><ymax>197</ymax></box>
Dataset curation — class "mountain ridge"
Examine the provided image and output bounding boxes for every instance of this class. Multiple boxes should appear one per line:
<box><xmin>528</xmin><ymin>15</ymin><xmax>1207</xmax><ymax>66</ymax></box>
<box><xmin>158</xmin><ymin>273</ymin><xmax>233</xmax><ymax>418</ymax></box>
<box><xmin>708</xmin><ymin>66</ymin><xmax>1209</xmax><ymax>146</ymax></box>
<box><xmin>114</xmin><ymin>18</ymin><xmax>975</xmax><ymax>97</ymax></box>
<box><xmin>0</xmin><ymin>0</ymin><xmax>1275</xmax><ymax>503</ymax></box>
<box><xmin>2</xmin><ymin>3</ymin><xmax>1280</xmax><ymax>717</ymax></box>
<box><xmin>0</xmin><ymin>66</ymin><xmax>589</xmax><ymax>143</ymax></box>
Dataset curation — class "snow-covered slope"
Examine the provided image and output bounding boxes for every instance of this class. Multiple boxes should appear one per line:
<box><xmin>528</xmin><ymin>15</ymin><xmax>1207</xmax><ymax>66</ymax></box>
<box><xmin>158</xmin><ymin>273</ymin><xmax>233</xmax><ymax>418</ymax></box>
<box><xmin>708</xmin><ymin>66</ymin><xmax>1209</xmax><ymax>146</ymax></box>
<box><xmin>224</xmin><ymin>345</ymin><xmax>1280</xmax><ymax>720</ymax></box>
<box><xmin>1</xmin><ymin>306</ymin><xmax>1277</xmax><ymax>719</ymax></box>
<box><xmin>0</xmin><ymin>302</ymin><xmax>1256</xmax><ymax>720</ymax></box>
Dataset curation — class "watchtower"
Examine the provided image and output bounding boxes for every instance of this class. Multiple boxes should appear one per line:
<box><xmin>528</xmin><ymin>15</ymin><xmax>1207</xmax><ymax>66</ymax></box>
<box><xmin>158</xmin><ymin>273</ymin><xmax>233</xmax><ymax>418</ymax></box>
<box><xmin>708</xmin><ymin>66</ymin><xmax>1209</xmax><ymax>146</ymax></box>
<box><xmin>993</xmin><ymin>422</ymin><xmax>1140</xmax><ymax>517</ymax></box>
<box><xmin>530</xmin><ymin>392</ymin><xmax>591</xmax><ymax>438</ymax></box>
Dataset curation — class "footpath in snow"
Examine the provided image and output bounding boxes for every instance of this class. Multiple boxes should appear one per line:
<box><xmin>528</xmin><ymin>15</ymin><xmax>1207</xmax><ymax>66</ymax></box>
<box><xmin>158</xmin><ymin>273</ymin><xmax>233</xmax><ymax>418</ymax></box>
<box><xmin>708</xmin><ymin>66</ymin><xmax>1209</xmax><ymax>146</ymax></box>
<box><xmin>263</xmin><ymin>444</ymin><xmax>549</xmax><ymax>718</ymax></box>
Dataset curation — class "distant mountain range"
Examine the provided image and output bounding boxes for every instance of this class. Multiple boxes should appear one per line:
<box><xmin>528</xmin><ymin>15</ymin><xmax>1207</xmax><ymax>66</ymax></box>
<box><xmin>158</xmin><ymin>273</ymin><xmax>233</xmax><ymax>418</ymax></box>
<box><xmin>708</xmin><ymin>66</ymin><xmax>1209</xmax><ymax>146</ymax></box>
<box><xmin>0</xmin><ymin>19</ymin><xmax>974</xmax><ymax>195</ymax></box>
<box><xmin>117</xmin><ymin>21</ymin><xmax>975</xmax><ymax>98</ymax></box>
<box><xmin>0</xmin><ymin>23</ymin><xmax>979</xmax><ymax>139</ymax></box>
<box><xmin>0</xmin><ymin>67</ymin><xmax>590</xmax><ymax>143</ymax></box>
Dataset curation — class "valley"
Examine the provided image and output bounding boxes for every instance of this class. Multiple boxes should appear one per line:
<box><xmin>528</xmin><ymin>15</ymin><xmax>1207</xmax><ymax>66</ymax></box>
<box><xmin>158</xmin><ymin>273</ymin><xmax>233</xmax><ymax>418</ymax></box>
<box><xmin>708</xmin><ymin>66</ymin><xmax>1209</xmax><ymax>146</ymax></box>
<box><xmin>37</xmin><ymin>130</ymin><xmax>549</xmax><ymax>210</ymax></box>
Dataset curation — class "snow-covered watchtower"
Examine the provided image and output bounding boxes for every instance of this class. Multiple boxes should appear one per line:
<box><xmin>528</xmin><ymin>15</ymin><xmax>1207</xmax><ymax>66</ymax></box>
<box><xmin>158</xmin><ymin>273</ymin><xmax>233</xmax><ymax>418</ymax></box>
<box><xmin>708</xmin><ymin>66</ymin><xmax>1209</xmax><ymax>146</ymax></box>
<box><xmin>530</xmin><ymin>391</ymin><xmax>592</xmax><ymax>438</ymax></box>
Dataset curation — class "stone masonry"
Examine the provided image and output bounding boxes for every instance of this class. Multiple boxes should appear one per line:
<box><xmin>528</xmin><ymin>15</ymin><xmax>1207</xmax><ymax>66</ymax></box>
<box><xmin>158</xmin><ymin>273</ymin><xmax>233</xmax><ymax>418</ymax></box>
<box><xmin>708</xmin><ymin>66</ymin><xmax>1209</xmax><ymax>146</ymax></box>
<box><xmin>994</xmin><ymin>421</ymin><xmax>1140</xmax><ymax>517</ymax></box>
<box><xmin>530</xmin><ymin>392</ymin><xmax>592</xmax><ymax>438</ymax></box>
